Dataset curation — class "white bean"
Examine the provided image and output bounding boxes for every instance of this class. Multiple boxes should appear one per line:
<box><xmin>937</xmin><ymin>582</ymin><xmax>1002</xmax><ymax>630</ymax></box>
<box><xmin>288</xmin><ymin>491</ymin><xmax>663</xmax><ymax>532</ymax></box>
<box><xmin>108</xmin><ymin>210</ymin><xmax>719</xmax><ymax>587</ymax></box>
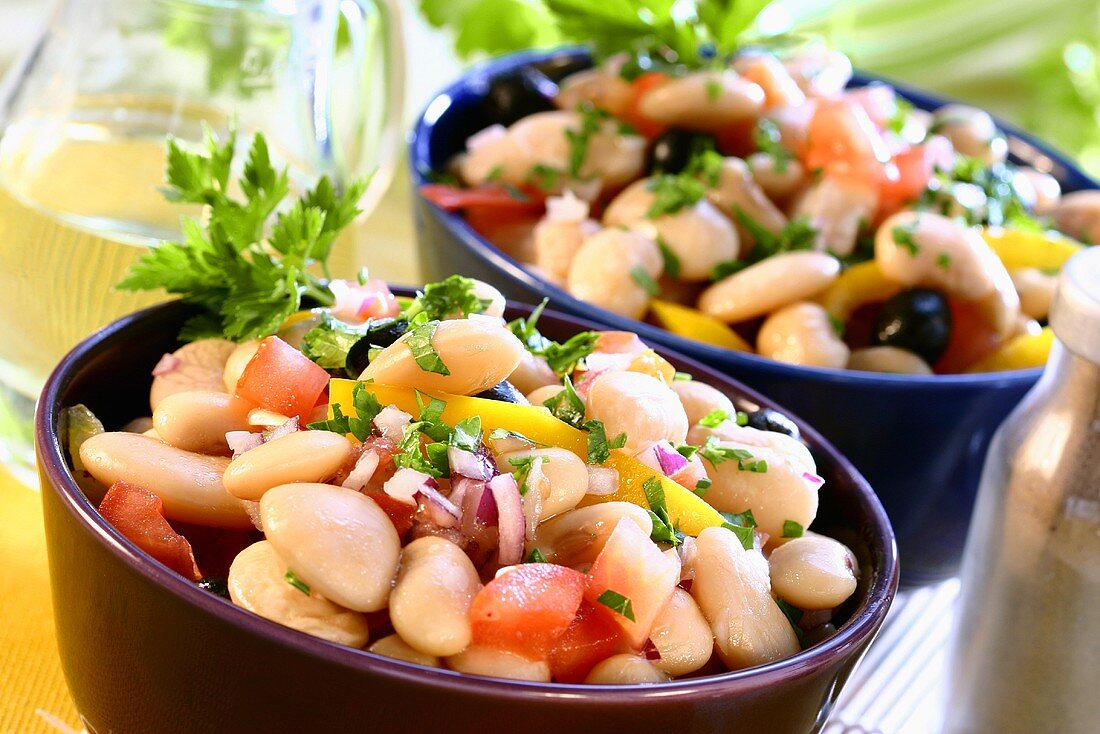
<box><xmin>672</xmin><ymin>380</ymin><xmax>735</xmax><ymax>427</ymax></box>
<box><xmin>706</xmin><ymin>157</ymin><xmax>787</xmax><ymax>241</ymax></box>
<box><xmin>584</xmin><ymin>654</ymin><xmax>671</xmax><ymax>684</ymax></box>
<box><xmin>152</xmin><ymin>390</ymin><xmax>255</xmax><ymax>456</ymax></box>
<box><xmin>1052</xmin><ymin>190</ymin><xmax>1100</xmax><ymax>245</ymax></box>
<box><xmin>555</xmin><ymin>67</ymin><xmax>634</xmax><ymax>118</ymax></box>
<box><xmin>468</xmin><ymin>279</ymin><xmax>507</xmax><ymax>319</ymax></box>
<box><xmin>648</xmin><ymin>588</ymin><xmax>714</xmax><ymax>676</ymax></box>
<box><xmin>533</xmin><ymin>217</ymin><xmax>601</xmax><ymax>284</ymax></box>
<box><xmin>79</xmin><ymin>432</ymin><xmax>251</xmax><ymax>528</ymax></box>
<box><xmin>790</xmin><ymin>177</ymin><xmax>878</xmax><ymax>257</ymax></box>
<box><xmin>259</xmin><ymin>483</ymin><xmax>401</xmax><ymax>612</ymax></box>
<box><xmin>638</xmin><ymin>71</ymin><xmax>764</xmax><ymax>131</ymax></box>
<box><xmin>692</xmin><ymin>527</ymin><xmax>800</xmax><ymax>670</ymax></box>
<box><xmin>228</xmin><ymin>541</ymin><xmax>369</xmax><ymax>647</ymax></box>
<box><xmin>368</xmin><ymin>634</ymin><xmax>442</xmax><ymax>668</ymax></box>
<box><xmin>150</xmin><ymin>338</ymin><xmax>235</xmax><ymax>412</ymax></box>
<box><xmin>734</xmin><ymin>53</ymin><xmax>806</xmax><ymax>109</ymax></box>
<box><xmin>603</xmin><ymin>178</ymin><xmax>740</xmax><ymax>281</ymax></box>
<box><xmin>932</xmin><ymin>104</ymin><xmax>1007</xmax><ymax>164</ymax></box>
<box><xmin>361</xmin><ymin>315</ymin><xmax>526</xmax><ymax>396</ymax></box>
<box><xmin>530</xmin><ymin>502</ymin><xmax>653</xmax><ymax>566</ymax></box>
<box><xmin>508</xmin><ymin>351</ymin><xmax>559</xmax><ymax>395</ymax></box>
<box><xmin>700</xmin><ymin>252</ymin><xmax>840</xmax><ymax>324</ymax></box>
<box><xmin>499</xmin><ymin>447</ymin><xmax>588</xmax><ymax>520</ymax></box>
<box><xmin>1014</xmin><ymin>167</ymin><xmax>1061</xmax><ymax>215</ymax></box>
<box><xmin>747</xmin><ymin>152</ymin><xmax>805</xmax><ymax>202</ymax></box>
<box><xmin>446</xmin><ymin>647</ymin><xmax>551</xmax><ymax>682</ymax></box>
<box><xmin>756</xmin><ymin>302</ymin><xmax>850</xmax><ymax>369</ymax></box>
<box><xmin>1010</xmin><ymin>268</ymin><xmax>1058</xmax><ymax>321</ymax></box>
<box><xmin>687</xmin><ymin>421</ymin><xmax>814</xmax><ymax>473</ymax></box>
<box><xmin>567</xmin><ymin>228</ymin><xmax>663</xmax><ymax>319</ymax></box>
<box><xmin>847</xmin><ymin>346</ymin><xmax>933</xmax><ymax>375</ymax></box>
<box><xmin>526</xmin><ymin>384</ymin><xmax>565</xmax><ymax>406</ymax></box>
<box><xmin>222</xmin><ymin>430</ymin><xmax>352</xmax><ymax>501</ymax></box>
<box><xmin>768</xmin><ymin>535</ymin><xmax>859</xmax><ymax>610</ymax></box>
<box><xmin>390</xmin><ymin>537</ymin><xmax>480</xmax><ymax>657</ymax></box>
<box><xmin>585</xmin><ymin>370</ymin><xmax>688</xmax><ymax>455</ymax></box>
<box><xmin>223</xmin><ymin>340</ymin><xmax>260</xmax><ymax>393</ymax></box>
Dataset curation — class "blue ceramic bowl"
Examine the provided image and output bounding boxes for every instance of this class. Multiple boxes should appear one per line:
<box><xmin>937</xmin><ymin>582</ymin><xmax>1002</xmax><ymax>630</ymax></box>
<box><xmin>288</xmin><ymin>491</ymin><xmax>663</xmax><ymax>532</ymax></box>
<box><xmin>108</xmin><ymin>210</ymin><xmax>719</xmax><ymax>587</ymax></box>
<box><xmin>408</xmin><ymin>48</ymin><xmax>1098</xmax><ymax>585</ymax></box>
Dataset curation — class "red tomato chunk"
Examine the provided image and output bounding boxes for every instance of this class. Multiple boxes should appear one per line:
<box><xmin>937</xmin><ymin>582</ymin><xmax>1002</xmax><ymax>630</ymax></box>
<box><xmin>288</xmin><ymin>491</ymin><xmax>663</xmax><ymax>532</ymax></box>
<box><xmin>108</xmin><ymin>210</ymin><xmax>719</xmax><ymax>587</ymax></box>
<box><xmin>98</xmin><ymin>481</ymin><xmax>201</xmax><ymax>581</ymax></box>
<box><xmin>470</xmin><ymin>564</ymin><xmax>586</xmax><ymax>660</ymax></box>
<box><xmin>547</xmin><ymin>600</ymin><xmax>624</xmax><ymax>683</ymax></box>
<box><xmin>235</xmin><ymin>336</ymin><xmax>329</xmax><ymax>420</ymax></box>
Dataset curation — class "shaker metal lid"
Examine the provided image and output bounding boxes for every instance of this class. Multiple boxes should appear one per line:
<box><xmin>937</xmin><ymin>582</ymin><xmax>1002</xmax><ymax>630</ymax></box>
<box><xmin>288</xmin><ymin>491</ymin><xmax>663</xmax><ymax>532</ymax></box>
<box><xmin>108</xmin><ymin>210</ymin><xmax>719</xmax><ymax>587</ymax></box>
<box><xmin>1051</xmin><ymin>246</ymin><xmax>1100</xmax><ymax>363</ymax></box>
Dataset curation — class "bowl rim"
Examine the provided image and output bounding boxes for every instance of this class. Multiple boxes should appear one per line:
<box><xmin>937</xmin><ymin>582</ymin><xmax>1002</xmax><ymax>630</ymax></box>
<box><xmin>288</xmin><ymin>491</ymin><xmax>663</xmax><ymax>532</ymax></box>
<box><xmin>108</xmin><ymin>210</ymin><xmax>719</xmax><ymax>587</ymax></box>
<box><xmin>36</xmin><ymin>295</ymin><xmax>898</xmax><ymax>701</ymax></box>
<box><xmin>408</xmin><ymin>45</ymin><xmax>1100</xmax><ymax>390</ymax></box>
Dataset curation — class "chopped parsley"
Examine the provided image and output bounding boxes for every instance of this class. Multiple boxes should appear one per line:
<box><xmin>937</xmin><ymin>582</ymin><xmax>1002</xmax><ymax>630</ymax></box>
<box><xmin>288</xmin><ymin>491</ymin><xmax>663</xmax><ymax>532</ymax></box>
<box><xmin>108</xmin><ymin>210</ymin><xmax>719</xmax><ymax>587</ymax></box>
<box><xmin>582</xmin><ymin>419</ymin><xmax>627</xmax><ymax>464</ymax></box>
<box><xmin>450</xmin><ymin>415</ymin><xmax>482</xmax><ymax>452</ymax></box>
<box><xmin>733</xmin><ymin>208</ymin><xmax>818</xmax><ymax>262</ymax></box>
<box><xmin>776</xmin><ymin>598</ymin><xmax>805</xmax><ymax>641</ymax></box>
<box><xmin>693</xmin><ymin>477</ymin><xmax>712</xmax><ymax>496</ymax></box>
<box><xmin>414</xmin><ymin>391</ymin><xmax>450</xmax><ymax>441</ymax></box>
<box><xmin>710</xmin><ymin>259</ymin><xmax>746</xmax><ymax>281</ymax></box>
<box><xmin>394</xmin><ymin>421</ymin><xmax>449</xmax><ymax>477</ymax></box>
<box><xmin>936</xmin><ymin>252</ymin><xmax>952</xmax><ymax>271</ymax></box>
<box><xmin>596</xmin><ymin>589</ymin><xmax>636</xmax><ymax>622</ymax></box>
<box><xmin>705</xmin><ymin>78</ymin><xmax>723</xmax><ymax>102</ymax></box>
<box><xmin>527</xmin><ymin>163</ymin><xmax>562</xmax><ymax>191</ymax></box>
<box><xmin>488</xmin><ymin>427</ymin><xmax>544</xmax><ymax>447</ymax></box>
<box><xmin>543</xmin><ymin>376</ymin><xmax>586</xmax><ymax>428</ymax></box>
<box><xmin>507</xmin><ymin>299</ymin><xmax>598</xmax><ymax>377</ymax></box>
<box><xmin>675</xmin><ymin>443</ymin><xmax>699</xmax><ymax>460</ymax></box>
<box><xmin>308</xmin><ymin>382</ymin><xmax>383</xmax><ymax>440</ymax></box>
<box><xmin>526</xmin><ymin>547</ymin><xmax>548</xmax><ymax>563</ymax></box>
<box><xmin>657</xmin><ymin>238</ymin><xmax>682</xmax><ymax>280</ymax></box>
<box><xmin>300</xmin><ymin>312</ymin><xmax>372</xmax><ymax>371</ymax></box>
<box><xmin>721</xmin><ymin>509</ymin><xmax>757</xmax><ymax>551</ymax></box>
<box><xmin>699</xmin><ymin>436</ymin><xmax>768</xmax><ymax>473</ymax></box>
<box><xmin>630</xmin><ymin>266</ymin><xmax>660</xmax><ymax>297</ymax></box>
<box><xmin>509</xmin><ymin>455</ymin><xmax>543</xmax><ymax>496</ymax></box>
<box><xmin>646</xmin><ymin>173</ymin><xmax>708</xmax><ymax>218</ymax></box>
<box><xmin>673</xmin><ymin>371</ymin><xmax>693</xmax><ymax>382</ymax></box>
<box><xmin>891</xmin><ymin>221</ymin><xmax>921</xmax><ymax>256</ymax></box>
<box><xmin>643</xmin><ymin>476</ymin><xmax>681</xmax><ymax>546</ymax></box>
<box><xmin>885</xmin><ymin>96</ymin><xmax>915</xmax><ymax>136</ymax></box>
<box><xmin>828</xmin><ymin>314</ymin><xmax>846</xmax><ymax>339</ymax></box>
<box><xmin>404</xmin><ymin>274</ymin><xmax>491</xmax><ymax>322</ymax></box>
<box><xmin>782</xmin><ymin>520</ymin><xmax>804</xmax><ymax>538</ymax></box>
<box><xmin>565</xmin><ymin>102</ymin><xmax>607</xmax><ymax>179</ymax></box>
<box><xmin>285</xmin><ymin>569</ymin><xmax>311</xmax><ymax>595</ymax></box>
<box><xmin>752</xmin><ymin>118</ymin><xmax>794</xmax><ymax>174</ymax></box>
<box><xmin>699</xmin><ymin>409</ymin><xmax>729</xmax><ymax>428</ymax></box>
<box><xmin>405</xmin><ymin>320</ymin><xmax>450</xmax><ymax>375</ymax></box>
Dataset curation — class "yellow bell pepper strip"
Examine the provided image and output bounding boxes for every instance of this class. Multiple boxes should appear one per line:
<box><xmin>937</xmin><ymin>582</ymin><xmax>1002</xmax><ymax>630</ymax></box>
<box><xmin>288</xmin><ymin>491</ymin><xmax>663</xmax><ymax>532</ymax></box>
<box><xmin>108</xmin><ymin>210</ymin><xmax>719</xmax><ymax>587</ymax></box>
<box><xmin>967</xmin><ymin>327</ymin><xmax>1054</xmax><ymax>373</ymax></box>
<box><xmin>981</xmin><ymin>228</ymin><xmax>1083</xmax><ymax>271</ymax></box>
<box><xmin>649</xmin><ymin>300</ymin><xmax>753</xmax><ymax>352</ymax></box>
<box><xmin>326</xmin><ymin>379</ymin><xmax>726</xmax><ymax>536</ymax></box>
<box><xmin>625</xmin><ymin>349</ymin><xmax>677</xmax><ymax>385</ymax></box>
<box><xmin>816</xmin><ymin>261</ymin><xmax>902</xmax><ymax>320</ymax></box>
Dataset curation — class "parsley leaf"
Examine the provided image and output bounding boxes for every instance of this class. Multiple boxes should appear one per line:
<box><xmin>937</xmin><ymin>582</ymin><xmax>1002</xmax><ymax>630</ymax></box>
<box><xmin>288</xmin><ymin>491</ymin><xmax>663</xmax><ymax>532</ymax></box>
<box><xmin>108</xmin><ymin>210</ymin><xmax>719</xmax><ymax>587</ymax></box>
<box><xmin>488</xmin><ymin>427</ymin><xmax>544</xmax><ymax>448</ymax></box>
<box><xmin>405</xmin><ymin>321</ymin><xmax>451</xmax><ymax>375</ymax></box>
<box><xmin>543</xmin><ymin>376</ymin><xmax>586</xmax><ymax>428</ymax></box>
<box><xmin>891</xmin><ymin>221</ymin><xmax>921</xmax><ymax>256</ymax></box>
<box><xmin>404</xmin><ymin>274</ymin><xmax>492</xmax><ymax>322</ymax></box>
<box><xmin>646</xmin><ymin>173</ymin><xmax>708</xmax><ymax>218</ymax></box>
<box><xmin>782</xmin><ymin>520</ymin><xmax>804</xmax><ymax>538</ymax></box>
<box><xmin>451</xmin><ymin>416</ymin><xmax>483</xmax><ymax>452</ymax></box>
<box><xmin>699</xmin><ymin>436</ymin><xmax>768</xmax><ymax>473</ymax></box>
<box><xmin>596</xmin><ymin>589</ymin><xmax>636</xmax><ymax>622</ymax></box>
<box><xmin>565</xmin><ymin>102</ymin><xmax>610</xmax><ymax>178</ymax></box>
<box><xmin>753</xmin><ymin>118</ymin><xmax>794</xmax><ymax>174</ymax></box>
<box><xmin>720</xmin><ymin>509</ymin><xmax>757</xmax><ymax>550</ymax></box>
<box><xmin>509</xmin><ymin>455</ymin><xmax>543</xmax><ymax>496</ymax></box>
<box><xmin>630</xmin><ymin>266</ymin><xmax>660</xmax><ymax>297</ymax></box>
<box><xmin>732</xmin><ymin>207</ymin><xmax>818</xmax><ymax>263</ymax></box>
<box><xmin>308</xmin><ymin>382</ymin><xmax>383</xmax><ymax>441</ymax></box>
<box><xmin>284</xmin><ymin>569</ymin><xmax>311</xmax><ymax>595</ymax></box>
<box><xmin>526</xmin><ymin>547</ymin><xmax>548</xmax><ymax>563</ymax></box>
<box><xmin>643</xmin><ymin>476</ymin><xmax>681</xmax><ymax>547</ymax></box>
<box><xmin>507</xmin><ymin>299</ymin><xmax>597</xmax><ymax>377</ymax></box>
<box><xmin>583</xmin><ymin>419</ymin><xmax>627</xmax><ymax>464</ymax></box>
<box><xmin>776</xmin><ymin>598</ymin><xmax>805</xmax><ymax>641</ymax></box>
<box><xmin>657</xmin><ymin>238</ymin><xmax>682</xmax><ymax>280</ymax></box>
<box><xmin>301</xmin><ymin>312</ymin><xmax>371</xmax><ymax>371</ymax></box>
<box><xmin>699</xmin><ymin>409</ymin><xmax>729</xmax><ymax>428</ymax></box>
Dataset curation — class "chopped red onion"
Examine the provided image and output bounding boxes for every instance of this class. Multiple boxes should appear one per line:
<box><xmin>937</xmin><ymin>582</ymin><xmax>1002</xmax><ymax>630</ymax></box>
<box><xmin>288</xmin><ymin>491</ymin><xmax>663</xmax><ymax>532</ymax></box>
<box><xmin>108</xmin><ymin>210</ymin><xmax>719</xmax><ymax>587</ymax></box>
<box><xmin>545</xmin><ymin>190</ymin><xmax>589</xmax><ymax>223</ymax></box>
<box><xmin>373</xmin><ymin>405</ymin><xmax>412</xmax><ymax>439</ymax></box>
<box><xmin>654</xmin><ymin>441</ymin><xmax>688</xmax><ymax>476</ymax></box>
<box><xmin>586</xmin><ymin>466</ymin><xmax>620</xmax><ymax>496</ymax></box>
<box><xmin>754</xmin><ymin>529</ymin><xmax>770</xmax><ymax>551</ymax></box>
<box><xmin>447</xmin><ymin>446</ymin><xmax>494</xmax><ymax>481</ymax></box>
<box><xmin>418</xmin><ymin>483</ymin><xmax>461</xmax><ymax>529</ymax></box>
<box><xmin>341</xmin><ymin>450</ymin><xmax>381</xmax><ymax>491</ymax></box>
<box><xmin>802</xmin><ymin>472</ymin><xmax>825</xmax><ymax>488</ymax></box>
<box><xmin>264</xmin><ymin>416</ymin><xmax>299</xmax><ymax>443</ymax></box>
<box><xmin>641</xmin><ymin>638</ymin><xmax>662</xmax><ymax>661</ymax></box>
<box><xmin>152</xmin><ymin>353</ymin><xmax>181</xmax><ymax>377</ymax></box>
<box><xmin>676</xmin><ymin>535</ymin><xmax>697</xmax><ymax>582</ymax></box>
<box><xmin>225</xmin><ymin>431</ymin><xmax>263</xmax><ymax>458</ymax></box>
<box><xmin>489</xmin><ymin>474</ymin><xmax>524</xmax><ymax>566</ymax></box>
<box><xmin>383</xmin><ymin>467</ymin><xmax>431</xmax><ymax>506</ymax></box>
<box><xmin>459</xmin><ymin>479</ymin><xmax>493</xmax><ymax>538</ymax></box>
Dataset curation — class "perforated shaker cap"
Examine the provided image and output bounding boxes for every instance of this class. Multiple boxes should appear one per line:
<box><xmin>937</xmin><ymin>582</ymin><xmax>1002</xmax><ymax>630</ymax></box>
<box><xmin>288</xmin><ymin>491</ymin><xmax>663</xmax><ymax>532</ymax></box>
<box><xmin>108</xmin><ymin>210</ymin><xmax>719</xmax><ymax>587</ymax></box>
<box><xmin>1050</xmin><ymin>245</ymin><xmax>1100</xmax><ymax>364</ymax></box>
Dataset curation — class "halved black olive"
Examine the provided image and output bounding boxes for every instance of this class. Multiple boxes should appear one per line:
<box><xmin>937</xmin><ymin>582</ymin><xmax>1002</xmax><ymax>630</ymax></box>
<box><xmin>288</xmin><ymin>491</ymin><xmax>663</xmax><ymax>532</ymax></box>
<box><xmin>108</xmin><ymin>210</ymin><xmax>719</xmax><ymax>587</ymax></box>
<box><xmin>479</xmin><ymin>67</ymin><xmax>559</xmax><ymax>127</ymax></box>
<box><xmin>475</xmin><ymin>380</ymin><xmax>525</xmax><ymax>404</ymax></box>
<box><xmin>744</xmin><ymin>408</ymin><xmax>800</xmax><ymax>439</ymax></box>
<box><xmin>197</xmin><ymin>577</ymin><xmax>229</xmax><ymax>599</ymax></box>
<box><xmin>648</xmin><ymin>129</ymin><xmax>717</xmax><ymax>175</ymax></box>
<box><xmin>871</xmin><ymin>288</ymin><xmax>952</xmax><ymax>364</ymax></box>
<box><xmin>345</xmin><ymin>319</ymin><xmax>410</xmax><ymax>375</ymax></box>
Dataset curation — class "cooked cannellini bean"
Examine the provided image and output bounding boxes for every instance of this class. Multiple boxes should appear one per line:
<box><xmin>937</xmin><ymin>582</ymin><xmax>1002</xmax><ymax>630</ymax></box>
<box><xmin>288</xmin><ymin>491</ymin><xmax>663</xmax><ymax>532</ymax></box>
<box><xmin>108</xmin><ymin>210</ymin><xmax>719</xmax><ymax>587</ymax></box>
<box><xmin>222</xmin><ymin>430</ymin><xmax>352</xmax><ymax>501</ymax></box>
<box><xmin>517</xmin><ymin>111</ymin><xmax>648</xmax><ymax>196</ymax></box>
<box><xmin>447</xmin><ymin>647</ymin><xmax>551</xmax><ymax>682</ymax></box>
<box><xmin>223</xmin><ymin>340</ymin><xmax>260</xmax><ymax>393</ymax></box>
<box><xmin>701</xmin><ymin>443</ymin><xmax>819</xmax><ymax>538</ymax></box>
<box><xmin>746</xmin><ymin>152</ymin><xmax>805</xmax><ymax>202</ymax></box>
<box><xmin>875</xmin><ymin>211</ymin><xmax>1019</xmax><ymax>336</ymax></box>
<box><xmin>1010</xmin><ymin>268</ymin><xmax>1058</xmax><ymax>321</ymax></box>
<box><xmin>768</xmin><ymin>535</ymin><xmax>859</xmax><ymax>610</ymax></box>
<box><xmin>790</xmin><ymin>177</ymin><xmax>878</xmax><ymax>257</ymax></box>
<box><xmin>638</xmin><ymin>71</ymin><xmax>765</xmax><ymax>131</ymax></box>
<box><xmin>260</xmin><ymin>483</ymin><xmax>401</xmax><ymax>612</ymax></box>
<box><xmin>368</xmin><ymin>634</ymin><xmax>442</xmax><ymax>668</ymax></box>
<box><xmin>672</xmin><ymin>380</ymin><xmax>735</xmax><ymax>427</ymax></box>
<box><xmin>648</xmin><ymin>588</ymin><xmax>713</xmax><ymax>676</ymax></box>
<box><xmin>757</xmin><ymin>302</ymin><xmax>850</xmax><ymax>369</ymax></box>
<box><xmin>931</xmin><ymin>104</ymin><xmax>1007</xmax><ymax>164</ymax></box>
<box><xmin>526</xmin><ymin>384</ymin><xmax>565</xmax><ymax>406</ymax></box>
<box><xmin>533</xmin><ymin>216</ymin><xmax>602</xmax><ymax>283</ymax></box>
<box><xmin>700</xmin><ymin>253</ymin><xmax>840</xmax><ymax>324</ymax></box>
<box><xmin>150</xmin><ymin>338</ymin><xmax>235</xmax><ymax>411</ymax></box>
<box><xmin>705</xmin><ymin>157</ymin><xmax>787</xmax><ymax>241</ymax></box>
<box><xmin>508</xmin><ymin>350</ymin><xmax>559</xmax><ymax>395</ymax></box>
<box><xmin>390</xmin><ymin>537</ymin><xmax>480</xmax><ymax>657</ymax></box>
<box><xmin>1014</xmin><ymin>167</ymin><xmax>1061</xmax><ymax>215</ymax></box>
<box><xmin>499</xmin><ymin>447</ymin><xmax>588</xmax><ymax>520</ymax></box>
<box><xmin>530</xmin><ymin>502</ymin><xmax>653</xmax><ymax>566</ymax></box>
<box><xmin>783</xmin><ymin>45</ymin><xmax>853</xmax><ymax>97</ymax></box>
<box><xmin>692</xmin><ymin>527</ymin><xmax>800</xmax><ymax>670</ymax></box>
<box><xmin>361</xmin><ymin>315</ymin><xmax>526</xmax><ymax>396</ymax></box>
<box><xmin>152</xmin><ymin>390</ymin><xmax>255</xmax><ymax>456</ymax></box>
<box><xmin>1052</xmin><ymin>190</ymin><xmax>1100</xmax><ymax>244</ymax></box>
<box><xmin>555</xmin><ymin>67</ymin><xmax>634</xmax><ymax>118</ymax></box>
<box><xmin>603</xmin><ymin>178</ymin><xmax>740</xmax><ymax>281</ymax></box>
<box><xmin>687</xmin><ymin>421</ymin><xmax>814</xmax><ymax>474</ymax></box>
<box><xmin>584</xmin><ymin>654</ymin><xmax>671</xmax><ymax>684</ymax></box>
<box><xmin>735</xmin><ymin>53</ymin><xmax>807</xmax><ymax>109</ymax></box>
<box><xmin>228</xmin><ymin>541</ymin><xmax>370</xmax><ymax>647</ymax></box>
<box><xmin>79</xmin><ymin>432</ymin><xmax>251</xmax><ymax>528</ymax></box>
<box><xmin>469</xmin><ymin>279</ymin><xmax>507</xmax><ymax>319</ymax></box>
<box><xmin>567</xmin><ymin>228</ymin><xmax>663</xmax><ymax>319</ymax></box>
<box><xmin>585</xmin><ymin>370</ymin><xmax>688</xmax><ymax>455</ymax></box>
<box><xmin>847</xmin><ymin>346</ymin><xmax>933</xmax><ymax>375</ymax></box>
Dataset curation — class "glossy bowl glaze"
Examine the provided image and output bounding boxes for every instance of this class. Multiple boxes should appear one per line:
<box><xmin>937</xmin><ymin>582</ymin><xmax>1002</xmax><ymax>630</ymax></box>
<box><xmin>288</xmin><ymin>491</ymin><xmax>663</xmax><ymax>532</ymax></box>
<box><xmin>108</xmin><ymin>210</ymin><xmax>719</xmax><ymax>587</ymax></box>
<box><xmin>409</xmin><ymin>47</ymin><xmax>1099</xmax><ymax>585</ymax></box>
<box><xmin>37</xmin><ymin>295</ymin><xmax>897</xmax><ymax>734</ymax></box>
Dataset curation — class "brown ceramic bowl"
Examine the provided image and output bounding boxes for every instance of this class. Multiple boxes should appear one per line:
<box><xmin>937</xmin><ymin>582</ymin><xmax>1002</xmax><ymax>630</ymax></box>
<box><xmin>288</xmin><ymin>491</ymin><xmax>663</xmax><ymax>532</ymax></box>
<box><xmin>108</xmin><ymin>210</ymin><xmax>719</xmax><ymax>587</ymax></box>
<box><xmin>36</xmin><ymin>295</ymin><xmax>898</xmax><ymax>734</ymax></box>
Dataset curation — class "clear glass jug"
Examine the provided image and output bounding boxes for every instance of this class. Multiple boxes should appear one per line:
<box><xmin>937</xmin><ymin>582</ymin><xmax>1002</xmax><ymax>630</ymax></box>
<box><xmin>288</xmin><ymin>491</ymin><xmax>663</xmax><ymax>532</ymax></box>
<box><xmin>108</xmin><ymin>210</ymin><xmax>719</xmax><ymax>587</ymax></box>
<box><xmin>0</xmin><ymin>0</ymin><xmax>403</xmax><ymax>480</ymax></box>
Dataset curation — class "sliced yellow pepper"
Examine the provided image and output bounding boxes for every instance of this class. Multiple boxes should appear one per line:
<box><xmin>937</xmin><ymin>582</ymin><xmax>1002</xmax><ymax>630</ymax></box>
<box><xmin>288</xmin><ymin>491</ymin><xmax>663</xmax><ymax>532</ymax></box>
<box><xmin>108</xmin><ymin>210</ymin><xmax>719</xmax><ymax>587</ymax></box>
<box><xmin>967</xmin><ymin>327</ymin><xmax>1054</xmax><ymax>373</ymax></box>
<box><xmin>981</xmin><ymin>228</ymin><xmax>1083</xmax><ymax>271</ymax></box>
<box><xmin>626</xmin><ymin>349</ymin><xmax>677</xmax><ymax>385</ymax></box>
<box><xmin>649</xmin><ymin>300</ymin><xmax>753</xmax><ymax>352</ymax></box>
<box><xmin>327</xmin><ymin>379</ymin><xmax>726</xmax><ymax>536</ymax></box>
<box><xmin>816</xmin><ymin>261</ymin><xmax>902</xmax><ymax>320</ymax></box>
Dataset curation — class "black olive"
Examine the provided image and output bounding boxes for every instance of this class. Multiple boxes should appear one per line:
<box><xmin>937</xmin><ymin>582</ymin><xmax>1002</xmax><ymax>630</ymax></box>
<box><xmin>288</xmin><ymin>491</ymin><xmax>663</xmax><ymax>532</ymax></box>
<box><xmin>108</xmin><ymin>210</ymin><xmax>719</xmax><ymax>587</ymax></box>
<box><xmin>475</xmin><ymin>380</ymin><xmax>526</xmax><ymax>404</ymax></box>
<box><xmin>872</xmin><ymin>289</ymin><xmax>952</xmax><ymax>364</ymax></box>
<box><xmin>345</xmin><ymin>319</ymin><xmax>410</xmax><ymax>375</ymax></box>
<box><xmin>479</xmin><ymin>67</ymin><xmax>558</xmax><ymax>127</ymax></box>
<box><xmin>648</xmin><ymin>130</ymin><xmax>717</xmax><ymax>175</ymax></box>
<box><xmin>197</xmin><ymin>577</ymin><xmax>229</xmax><ymax>599</ymax></box>
<box><xmin>744</xmin><ymin>408</ymin><xmax>800</xmax><ymax>439</ymax></box>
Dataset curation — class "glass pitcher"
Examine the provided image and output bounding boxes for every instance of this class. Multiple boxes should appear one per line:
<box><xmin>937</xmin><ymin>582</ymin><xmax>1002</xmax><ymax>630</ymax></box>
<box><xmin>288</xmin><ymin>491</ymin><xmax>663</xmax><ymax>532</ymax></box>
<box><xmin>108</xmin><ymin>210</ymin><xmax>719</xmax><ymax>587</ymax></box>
<box><xmin>0</xmin><ymin>0</ymin><xmax>404</xmax><ymax>480</ymax></box>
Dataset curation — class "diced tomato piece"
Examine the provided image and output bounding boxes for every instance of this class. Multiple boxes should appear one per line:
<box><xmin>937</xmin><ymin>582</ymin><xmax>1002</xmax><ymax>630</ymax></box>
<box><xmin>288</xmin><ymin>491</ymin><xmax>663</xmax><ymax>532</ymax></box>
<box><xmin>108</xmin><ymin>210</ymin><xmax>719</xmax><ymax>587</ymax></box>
<box><xmin>363</xmin><ymin>489</ymin><xmax>416</xmax><ymax>537</ymax></box>
<box><xmin>235</xmin><ymin>336</ymin><xmax>330</xmax><ymax>420</ymax></box>
<box><xmin>805</xmin><ymin>99</ymin><xmax>892</xmax><ymax>185</ymax></box>
<box><xmin>171</xmin><ymin>521</ymin><xmax>257</xmax><ymax>580</ymax></box>
<box><xmin>714</xmin><ymin>117</ymin><xmax>758</xmax><ymax>158</ymax></box>
<box><xmin>99</xmin><ymin>481</ymin><xmax>201</xmax><ymax>581</ymax></box>
<box><xmin>621</xmin><ymin>73</ymin><xmax>671</xmax><ymax>140</ymax></box>
<box><xmin>420</xmin><ymin>184</ymin><xmax>545</xmax><ymax>215</ymax></box>
<box><xmin>470</xmin><ymin>564</ymin><xmax>586</xmax><ymax>660</ymax></box>
<box><xmin>584</xmin><ymin>518</ymin><xmax>681</xmax><ymax>649</ymax></box>
<box><xmin>464</xmin><ymin>208</ymin><xmax>542</xmax><ymax>241</ymax></box>
<box><xmin>548</xmin><ymin>601</ymin><xmax>625</xmax><ymax>683</ymax></box>
<box><xmin>935</xmin><ymin>298</ymin><xmax>1004</xmax><ymax>374</ymax></box>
